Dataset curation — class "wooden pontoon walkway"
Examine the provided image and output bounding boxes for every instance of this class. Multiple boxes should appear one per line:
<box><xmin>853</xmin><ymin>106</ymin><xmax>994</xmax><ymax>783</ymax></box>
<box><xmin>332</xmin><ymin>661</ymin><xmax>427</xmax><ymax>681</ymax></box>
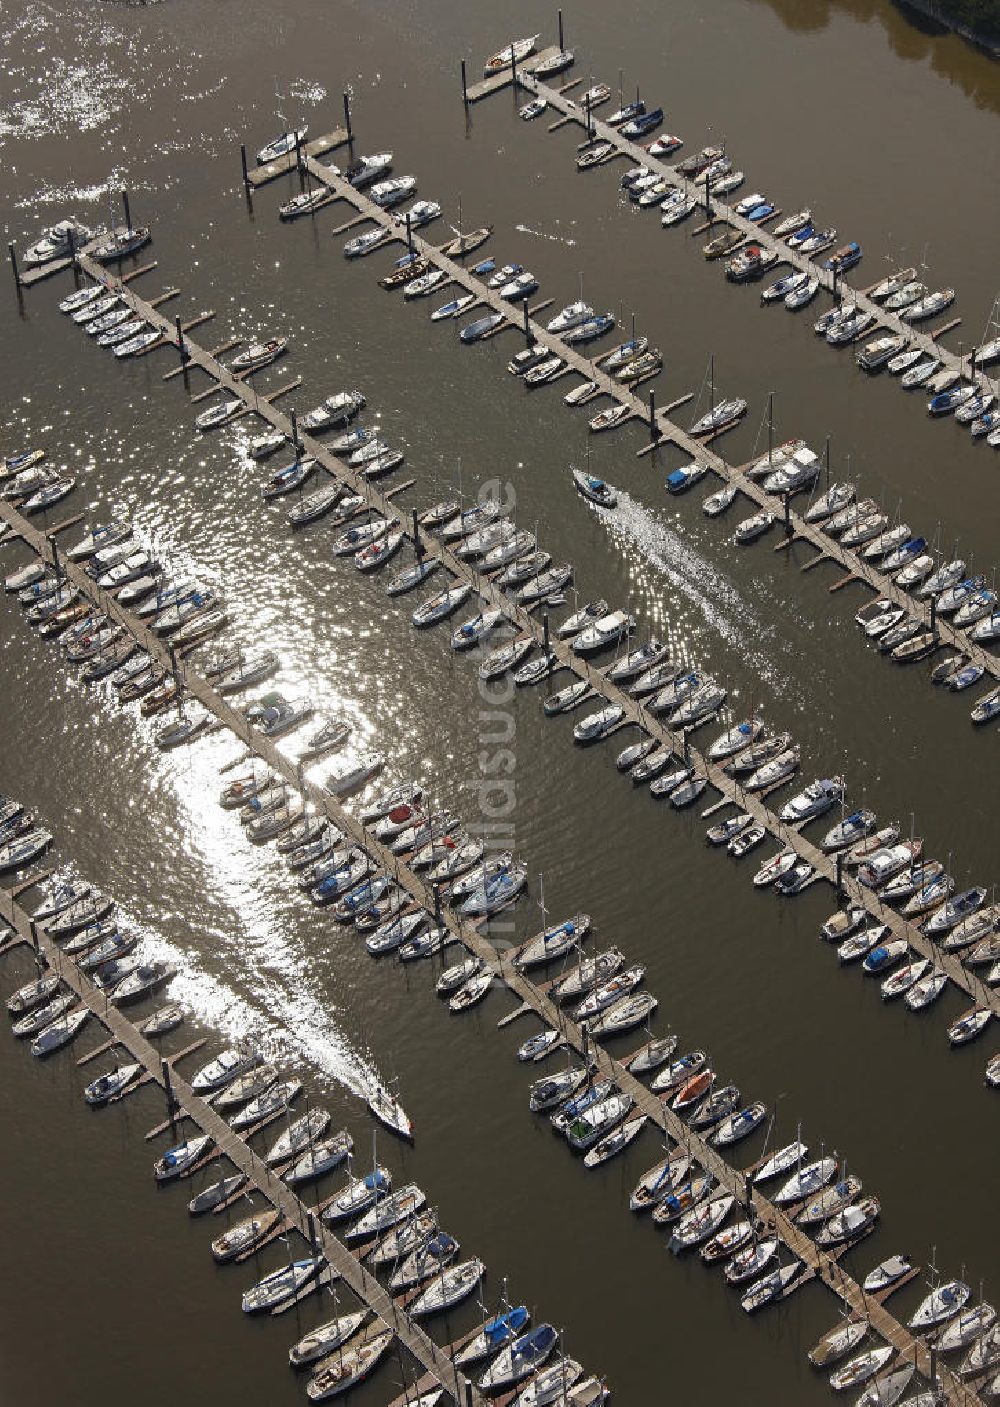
<box><xmin>512</xmin><ymin>65</ymin><xmax>999</xmax><ymax>402</ymax></box>
<box><xmin>6</xmin><ymin>255</ymin><xmax>999</xmax><ymax>1028</ymax></box>
<box><xmin>289</xmin><ymin>162</ymin><xmax>999</xmax><ymax>694</ymax></box>
<box><xmin>41</xmin><ymin>210</ymin><xmax>1000</xmax><ymax>707</ymax></box>
<box><xmin>0</xmin><ymin>882</ymin><xmax>481</xmax><ymax>1407</ymax></box>
<box><xmin>0</xmin><ymin>499</ymin><xmax>986</xmax><ymax>1407</ymax></box>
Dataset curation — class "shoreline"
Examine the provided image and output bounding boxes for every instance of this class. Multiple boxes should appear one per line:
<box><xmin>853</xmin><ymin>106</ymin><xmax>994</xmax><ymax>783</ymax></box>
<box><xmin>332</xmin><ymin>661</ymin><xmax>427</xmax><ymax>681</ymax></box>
<box><xmin>896</xmin><ymin>0</ymin><xmax>1000</xmax><ymax>57</ymax></box>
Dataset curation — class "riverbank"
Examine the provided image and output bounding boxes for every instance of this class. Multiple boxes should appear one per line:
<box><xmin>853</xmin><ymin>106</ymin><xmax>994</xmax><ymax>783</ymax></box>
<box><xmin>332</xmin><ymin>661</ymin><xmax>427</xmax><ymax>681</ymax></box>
<box><xmin>898</xmin><ymin>0</ymin><xmax>1000</xmax><ymax>55</ymax></box>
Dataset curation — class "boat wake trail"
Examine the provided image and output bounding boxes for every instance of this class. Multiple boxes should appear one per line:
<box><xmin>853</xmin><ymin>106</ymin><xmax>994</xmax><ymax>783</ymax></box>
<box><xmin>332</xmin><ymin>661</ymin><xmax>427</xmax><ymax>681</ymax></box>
<box><xmin>514</xmin><ymin>222</ymin><xmax>577</xmax><ymax>248</ymax></box>
<box><xmin>601</xmin><ymin>491</ymin><xmax>799</xmax><ymax>696</ymax></box>
<box><xmin>136</xmin><ymin>747</ymin><xmax>383</xmax><ymax>1101</ymax></box>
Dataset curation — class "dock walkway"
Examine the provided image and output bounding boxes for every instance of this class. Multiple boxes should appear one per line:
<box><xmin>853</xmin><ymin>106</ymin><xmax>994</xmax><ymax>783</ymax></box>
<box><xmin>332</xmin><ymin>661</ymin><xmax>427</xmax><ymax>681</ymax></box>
<box><xmin>4</xmin><ymin>263</ymin><xmax>998</xmax><ymax>1027</ymax></box>
<box><xmin>289</xmin><ymin>160</ymin><xmax>1000</xmax><ymax>693</ymax></box>
<box><xmin>44</xmin><ymin>206</ymin><xmax>1000</xmax><ymax>708</ymax></box>
<box><xmin>0</xmin><ymin>498</ymin><xmax>986</xmax><ymax>1407</ymax></box>
<box><xmin>514</xmin><ymin>67</ymin><xmax>999</xmax><ymax>404</ymax></box>
<box><xmin>0</xmin><ymin>884</ymin><xmax>479</xmax><ymax>1407</ymax></box>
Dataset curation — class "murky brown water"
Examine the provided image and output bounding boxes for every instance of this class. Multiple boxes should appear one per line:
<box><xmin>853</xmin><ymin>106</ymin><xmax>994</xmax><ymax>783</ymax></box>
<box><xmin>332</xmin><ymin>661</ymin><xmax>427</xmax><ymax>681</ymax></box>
<box><xmin>1</xmin><ymin>1</ymin><xmax>998</xmax><ymax>1404</ymax></box>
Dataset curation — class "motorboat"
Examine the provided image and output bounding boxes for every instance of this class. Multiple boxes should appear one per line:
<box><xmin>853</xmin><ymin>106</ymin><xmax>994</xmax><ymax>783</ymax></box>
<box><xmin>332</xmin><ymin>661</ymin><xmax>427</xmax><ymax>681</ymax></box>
<box><xmin>725</xmin><ymin>245</ymin><xmax>778</xmax><ymax>282</ymax></box>
<box><xmin>728</xmin><ymin>825</ymin><xmax>765</xmax><ymax>857</ymax></box>
<box><xmin>823</xmin><ymin>241</ymin><xmax>862</xmax><ymax>275</ymax></box>
<box><xmin>666</xmin><ymin>462</ymin><xmax>710</xmax><ymax>494</ymax></box>
<box><xmin>785</xmin><ymin>276</ymin><xmax>819</xmax><ymax>309</ymax></box>
<box><xmin>24</xmin><ymin>219</ymin><xmax>91</xmax><ymax>266</ymax></box>
<box><xmin>572</xmin><ymin>611</ymin><xmax>633</xmax><ymax>656</ymax></box>
<box><xmin>91</xmin><ymin>226</ymin><xmax>151</xmax><ymax>262</ymax></box>
<box><xmin>778</xmin><ymin>775</ymin><xmax>844</xmax><ymax>824</ymax></box>
<box><xmin>370</xmin><ymin>175</ymin><xmax>417</xmax><ymax>209</ymax></box>
<box><xmin>112</xmin><ymin>961</ymin><xmax>176</xmax><ymax>1005</ymax></box>
<box><xmin>566</xmin><ymin>1093</ymin><xmax>634</xmax><ymax>1151</ymax></box>
<box><xmin>745</xmin><ymin>747</ymin><xmax>800</xmax><ymax>792</ymax></box>
<box><xmin>703</xmin><ymin>483</ymin><xmax>738</xmax><ymax>517</ymax></box>
<box><xmin>191</xmin><ymin>1047</ymin><xmax>261</xmax><ymax>1095</ymax></box>
<box><xmin>660</xmin><ymin>194</ymin><xmax>697</xmax><ymax>226</ymax></box>
<box><xmin>734</xmin><ymin>508</ymin><xmax>775</xmax><ymax>544</ymax></box>
<box><xmin>857</xmin><ymin>841</ymin><xmax>922</xmax><ymax>890</ymax></box>
<box><xmin>707</xmin><ymin>813</ymin><xmax>754</xmax><ymax>847</ymax></box>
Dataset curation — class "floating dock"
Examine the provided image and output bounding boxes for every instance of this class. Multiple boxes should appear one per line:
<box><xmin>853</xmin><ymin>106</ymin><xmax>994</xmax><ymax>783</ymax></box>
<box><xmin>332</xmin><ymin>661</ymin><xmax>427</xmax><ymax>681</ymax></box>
<box><xmin>0</xmin><ymin>494</ymin><xmax>989</xmax><ymax>1407</ymax></box>
<box><xmin>509</xmin><ymin>67</ymin><xmax>998</xmax><ymax>401</ymax></box>
<box><xmin>245</xmin><ymin>128</ymin><xmax>351</xmax><ymax>188</ymax></box>
<box><xmin>464</xmin><ymin>46</ymin><xmax>565</xmax><ymax>104</ymax></box>
<box><xmin>0</xmin><ymin>882</ymin><xmax>483</xmax><ymax>1407</ymax></box>
<box><xmin>289</xmin><ymin>157</ymin><xmax>1000</xmax><ymax>695</ymax></box>
<box><xmin>6</xmin><ymin>253</ymin><xmax>998</xmax><ymax>1026</ymax></box>
<box><xmin>32</xmin><ymin>210</ymin><xmax>1000</xmax><ymax>705</ymax></box>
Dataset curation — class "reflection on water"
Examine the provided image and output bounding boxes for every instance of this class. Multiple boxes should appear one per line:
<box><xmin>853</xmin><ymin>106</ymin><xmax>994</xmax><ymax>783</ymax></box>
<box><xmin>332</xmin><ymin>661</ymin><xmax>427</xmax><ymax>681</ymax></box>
<box><xmin>747</xmin><ymin>0</ymin><xmax>1000</xmax><ymax>113</ymax></box>
<box><xmin>2</xmin><ymin>0</ymin><xmax>999</xmax><ymax>1403</ymax></box>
